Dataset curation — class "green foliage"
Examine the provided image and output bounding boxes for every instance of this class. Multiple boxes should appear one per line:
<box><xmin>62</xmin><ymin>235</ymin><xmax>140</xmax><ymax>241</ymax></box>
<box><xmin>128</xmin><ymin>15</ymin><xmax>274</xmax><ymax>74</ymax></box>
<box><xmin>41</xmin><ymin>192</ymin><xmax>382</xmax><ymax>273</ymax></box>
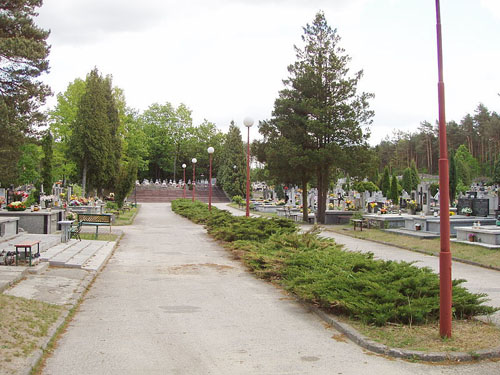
<box><xmin>17</xmin><ymin>142</ymin><xmax>42</xmax><ymax>185</ymax></box>
<box><xmin>114</xmin><ymin>162</ymin><xmax>138</xmax><ymax>209</ymax></box>
<box><xmin>455</xmin><ymin>145</ymin><xmax>480</xmax><ymax>186</ymax></box>
<box><xmin>231</xmin><ymin>231</ymin><xmax>496</xmax><ymax>326</ymax></box>
<box><xmin>389</xmin><ymin>174</ymin><xmax>399</xmax><ymax>202</ymax></box>
<box><xmin>259</xmin><ymin>12</ymin><xmax>373</xmax><ymax>224</ymax></box>
<box><xmin>449</xmin><ymin>151</ymin><xmax>458</xmax><ymax>202</ymax></box>
<box><xmin>402</xmin><ymin>168</ymin><xmax>412</xmax><ymax>193</ymax></box>
<box><xmin>173</xmin><ymin>200</ymin><xmax>497</xmax><ymax>326</ymax></box>
<box><xmin>70</xmin><ymin>68</ymin><xmax>121</xmax><ymax>195</ymax></box>
<box><xmin>381</xmin><ymin>166</ymin><xmax>391</xmax><ymax>197</ymax></box>
<box><xmin>232</xmin><ymin>195</ymin><xmax>244</xmax><ymax>206</ymax></box>
<box><xmin>172</xmin><ymin>199</ymin><xmax>296</xmax><ymax>243</ymax></box>
<box><xmin>353</xmin><ymin>181</ymin><xmax>378</xmax><ymax>193</ymax></box>
<box><xmin>41</xmin><ymin>130</ymin><xmax>54</xmax><ymax>192</ymax></box>
<box><xmin>491</xmin><ymin>154</ymin><xmax>500</xmax><ymax>190</ymax></box>
<box><xmin>217</xmin><ymin>122</ymin><xmax>246</xmax><ymax>198</ymax></box>
<box><xmin>429</xmin><ymin>183</ymin><xmax>439</xmax><ymax>198</ymax></box>
<box><xmin>410</xmin><ymin>160</ymin><xmax>420</xmax><ymax>190</ymax></box>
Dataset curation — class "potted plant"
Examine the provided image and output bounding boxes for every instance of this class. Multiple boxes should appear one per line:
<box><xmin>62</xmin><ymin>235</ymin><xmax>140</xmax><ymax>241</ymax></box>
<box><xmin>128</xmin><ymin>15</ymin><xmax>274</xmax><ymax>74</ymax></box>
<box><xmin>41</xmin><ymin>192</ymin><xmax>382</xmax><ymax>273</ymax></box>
<box><xmin>406</xmin><ymin>200</ymin><xmax>417</xmax><ymax>215</ymax></box>
<box><xmin>468</xmin><ymin>233</ymin><xmax>476</xmax><ymax>242</ymax></box>
<box><xmin>461</xmin><ymin>207</ymin><xmax>473</xmax><ymax>216</ymax></box>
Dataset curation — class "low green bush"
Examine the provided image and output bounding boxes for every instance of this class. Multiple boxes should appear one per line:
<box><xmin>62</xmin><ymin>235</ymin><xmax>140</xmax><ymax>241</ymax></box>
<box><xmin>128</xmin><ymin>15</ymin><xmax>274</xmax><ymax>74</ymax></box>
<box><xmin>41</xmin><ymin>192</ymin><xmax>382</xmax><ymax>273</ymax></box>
<box><xmin>172</xmin><ymin>199</ymin><xmax>497</xmax><ymax>326</ymax></box>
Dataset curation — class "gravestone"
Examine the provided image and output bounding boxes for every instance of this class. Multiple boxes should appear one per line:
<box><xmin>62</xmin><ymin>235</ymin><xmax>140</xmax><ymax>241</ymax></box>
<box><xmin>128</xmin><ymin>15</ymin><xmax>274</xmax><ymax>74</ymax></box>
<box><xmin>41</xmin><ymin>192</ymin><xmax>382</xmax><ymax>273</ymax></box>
<box><xmin>472</xmin><ymin>198</ymin><xmax>489</xmax><ymax>217</ymax></box>
<box><xmin>457</xmin><ymin>198</ymin><xmax>472</xmax><ymax>214</ymax></box>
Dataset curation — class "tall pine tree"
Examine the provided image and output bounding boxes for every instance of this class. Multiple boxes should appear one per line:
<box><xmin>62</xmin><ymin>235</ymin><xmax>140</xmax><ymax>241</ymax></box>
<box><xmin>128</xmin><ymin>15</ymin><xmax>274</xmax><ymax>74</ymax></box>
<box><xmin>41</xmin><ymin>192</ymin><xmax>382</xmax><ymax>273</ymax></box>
<box><xmin>260</xmin><ymin>12</ymin><xmax>373</xmax><ymax>223</ymax></box>
<box><xmin>0</xmin><ymin>0</ymin><xmax>51</xmax><ymax>186</ymax></box>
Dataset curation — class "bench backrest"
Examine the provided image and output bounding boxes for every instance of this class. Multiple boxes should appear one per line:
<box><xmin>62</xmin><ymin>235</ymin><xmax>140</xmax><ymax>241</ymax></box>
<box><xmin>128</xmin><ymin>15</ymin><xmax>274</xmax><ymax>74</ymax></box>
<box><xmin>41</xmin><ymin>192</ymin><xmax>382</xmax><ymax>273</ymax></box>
<box><xmin>78</xmin><ymin>213</ymin><xmax>112</xmax><ymax>224</ymax></box>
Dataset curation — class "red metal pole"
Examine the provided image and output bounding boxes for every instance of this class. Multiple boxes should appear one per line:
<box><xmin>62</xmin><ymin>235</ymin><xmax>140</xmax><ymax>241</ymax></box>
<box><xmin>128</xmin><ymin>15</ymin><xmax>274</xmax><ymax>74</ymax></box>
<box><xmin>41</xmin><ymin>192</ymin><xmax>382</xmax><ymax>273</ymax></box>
<box><xmin>192</xmin><ymin>163</ymin><xmax>196</xmax><ymax>202</ymax></box>
<box><xmin>246</xmin><ymin>126</ymin><xmax>251</xmax><ymax>217</ymax></box>
<box><xmin>209</xmin><ymin>154</ymin><xmax>213</xmax><ymax>211</ymax></box>
<box><xmin>435</xmin><ymin>0</ymin><xmax>452</xmax><ymax>338</ymax></box>
<box><xmin>183</xmin><ymin>168</ymin><xmax>186</xmax><ymax>199</ymax></box>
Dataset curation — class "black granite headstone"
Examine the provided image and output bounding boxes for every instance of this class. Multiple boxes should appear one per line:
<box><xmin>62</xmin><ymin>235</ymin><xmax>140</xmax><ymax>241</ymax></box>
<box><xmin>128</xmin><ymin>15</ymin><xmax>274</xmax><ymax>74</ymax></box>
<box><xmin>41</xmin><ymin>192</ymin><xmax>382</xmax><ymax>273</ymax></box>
<box><xmin>457</xmin><ymin>198</ymin><xmax>472</xmax><ymax>214</ymax></box>
<box><xmin>472</xmin><ymin>198</ymin><xmax>489</xmax><ymax>217</ymax></box>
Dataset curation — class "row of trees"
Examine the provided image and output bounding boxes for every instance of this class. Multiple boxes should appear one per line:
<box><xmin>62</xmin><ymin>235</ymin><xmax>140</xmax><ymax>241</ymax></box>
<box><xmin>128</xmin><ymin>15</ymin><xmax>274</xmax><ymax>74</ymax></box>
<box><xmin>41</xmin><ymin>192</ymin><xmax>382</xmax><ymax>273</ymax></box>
<box><xmin>376</xmin><ymin>103</ymin><xmax>500</xmax><ymax>178</ymax></box>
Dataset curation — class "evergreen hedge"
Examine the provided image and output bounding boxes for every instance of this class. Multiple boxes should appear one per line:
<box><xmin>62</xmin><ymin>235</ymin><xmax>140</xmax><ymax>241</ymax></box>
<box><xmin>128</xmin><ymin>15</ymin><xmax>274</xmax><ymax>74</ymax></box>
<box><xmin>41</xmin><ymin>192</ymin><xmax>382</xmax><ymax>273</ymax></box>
<box><xmin>172</xmin><ymin>199</ymin><xmax>497</xmax><ymax>326</ymax></box>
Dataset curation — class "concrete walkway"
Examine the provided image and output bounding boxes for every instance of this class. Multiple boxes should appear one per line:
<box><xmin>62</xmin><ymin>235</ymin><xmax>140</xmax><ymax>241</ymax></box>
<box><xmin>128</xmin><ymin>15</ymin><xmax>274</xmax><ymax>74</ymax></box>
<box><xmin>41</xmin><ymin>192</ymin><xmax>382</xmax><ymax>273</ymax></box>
<box><xmin>41</xmin><ymin>203</ymin><xmax>500</xmax><ymax>374</ymax></box>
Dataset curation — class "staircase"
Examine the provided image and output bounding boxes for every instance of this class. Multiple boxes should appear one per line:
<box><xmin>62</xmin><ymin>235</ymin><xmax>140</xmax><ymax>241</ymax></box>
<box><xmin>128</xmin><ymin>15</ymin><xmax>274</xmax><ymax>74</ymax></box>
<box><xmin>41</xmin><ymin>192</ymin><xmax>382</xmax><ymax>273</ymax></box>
<box><xmin>129</xmin><ymin>185</ymin><xmax>230</xmax><ymax>203</ymax></box>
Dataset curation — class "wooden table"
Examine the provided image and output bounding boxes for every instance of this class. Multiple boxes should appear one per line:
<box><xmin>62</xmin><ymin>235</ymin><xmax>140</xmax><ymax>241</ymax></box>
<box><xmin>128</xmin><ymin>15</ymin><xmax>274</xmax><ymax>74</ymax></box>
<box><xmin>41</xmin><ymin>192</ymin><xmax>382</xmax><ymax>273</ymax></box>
<box><xmin>14</xmin><ymin>240</ymin><xmax>40</xmax><ymax>266</ymax></box>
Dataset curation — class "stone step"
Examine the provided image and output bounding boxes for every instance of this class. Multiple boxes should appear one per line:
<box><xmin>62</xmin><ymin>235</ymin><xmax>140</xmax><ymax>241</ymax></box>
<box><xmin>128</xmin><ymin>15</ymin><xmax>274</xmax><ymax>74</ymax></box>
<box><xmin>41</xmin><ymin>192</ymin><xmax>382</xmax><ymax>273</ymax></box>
<box><xmin>64</xmin><ymin>242</ymin><xmax>104</xmax><ymax>268</ymax></box>
<box><xmin>82</xmin><ymin>242</ymin><xmax>116</xmax><ymax>271</ymax></box>
<box><xmin>48</xmin><ymin>241</ymin><xmax>92</xmax><ymax>266</ymax></box>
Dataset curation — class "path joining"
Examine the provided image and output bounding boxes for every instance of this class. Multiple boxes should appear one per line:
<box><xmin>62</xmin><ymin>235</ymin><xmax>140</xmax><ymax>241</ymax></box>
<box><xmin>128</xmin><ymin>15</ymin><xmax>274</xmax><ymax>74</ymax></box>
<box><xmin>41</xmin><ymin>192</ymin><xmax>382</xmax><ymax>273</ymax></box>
<box><xmin>41</xmin><ymin>203</ymin><xmax>500</xmax><ymax>374</ymax></box>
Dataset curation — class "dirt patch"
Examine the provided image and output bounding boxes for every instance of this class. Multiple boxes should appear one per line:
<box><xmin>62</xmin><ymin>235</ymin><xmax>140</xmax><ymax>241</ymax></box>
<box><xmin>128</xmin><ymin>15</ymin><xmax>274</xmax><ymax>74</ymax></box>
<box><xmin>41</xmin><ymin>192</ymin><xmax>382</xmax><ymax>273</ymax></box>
<box><xmin>163</xmin><ymin>263</ymin><xmax>235</xmax><ymax>275</ymax></box>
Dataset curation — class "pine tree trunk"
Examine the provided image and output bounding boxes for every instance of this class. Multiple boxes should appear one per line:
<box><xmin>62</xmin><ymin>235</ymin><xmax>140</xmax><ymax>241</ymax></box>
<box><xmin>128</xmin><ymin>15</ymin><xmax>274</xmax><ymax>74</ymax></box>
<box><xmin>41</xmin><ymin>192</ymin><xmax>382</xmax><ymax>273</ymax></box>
<box><xmin>316</xmin><ymin>167</ymin><xmax>329</xmax><ymax>224</ymax></box>
<box><xmin>302</xmin><ymin>178</ymin><xmax>308</xmax><ymax>222</ymax></box>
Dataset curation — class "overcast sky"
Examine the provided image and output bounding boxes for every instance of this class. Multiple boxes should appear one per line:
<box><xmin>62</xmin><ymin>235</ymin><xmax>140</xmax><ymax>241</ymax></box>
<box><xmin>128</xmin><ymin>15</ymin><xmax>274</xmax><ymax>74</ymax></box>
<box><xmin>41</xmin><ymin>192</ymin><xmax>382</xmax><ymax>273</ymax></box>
<box><xmin>36</xmin><ymin>0</ymin><xmax>500</xmax><ymax>145</ymax></box>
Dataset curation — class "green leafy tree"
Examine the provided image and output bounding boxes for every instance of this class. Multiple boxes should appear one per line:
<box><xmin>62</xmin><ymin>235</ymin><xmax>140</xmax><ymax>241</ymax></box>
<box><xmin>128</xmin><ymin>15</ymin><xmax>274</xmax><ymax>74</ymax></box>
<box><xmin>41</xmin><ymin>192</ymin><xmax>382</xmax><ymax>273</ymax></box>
<box><xmin>40</xmin><ymin>130</ymin><xmax>53</xmax><ymax>192</ymax></box>
<box><xmin>410</xmin><ymin>160</ymin><xmax>420</xmax><ymax>190</ymax></box>
<box><xmin>381</xmin><ymin>166</ymin><xmax>391</xmax><ymax>198</ymax></box>
<box><xmin>114</xmin><ymin>162</ymin><xmax>138</xmax><ymax>208</ymax></box>
<box><xmin>260</xmin><ymin>12</ymin><xmax>373</xmax><ymax>223</ymax></box>
<box><xmin>492</xmin><ymin>155</ymin><xmax>500</xmax><ymax>198</ymax></box>
<box><xmin>402</xmin><ymin>168</ymin><xmax>412</xmax><ymax>193</ymax></box>
<box><xmin>390</xmin><ymin>174</ymin><xmax>399</xmax><ymax>203</ymax></box>
<box><xmin>17</xmin><ymin>142</ymin><xmax>42</xmax><ymax>185</ymax></box>
<box><xmin>449</xmin><ymin>151</ymin><xmax>457</xmax><ymax>203</ymax></box>
<box><xmin>217</xmin><ymin>122</ymin><xmax>246</xmax><ymax>198</ymax></box>
<box><xmin>455</xmin><ymin>144</ymin><xmax>480</xmax><ymax>187</ymax></box>
<box><xmin>70</xmin><ymin>68</ymin><xmax>121</xmax><ymax>196</ymax></box>
<box><xmin>0</xmin><ymin>0</ymin><xmax>51</xmax><ymax>187</ymax></box>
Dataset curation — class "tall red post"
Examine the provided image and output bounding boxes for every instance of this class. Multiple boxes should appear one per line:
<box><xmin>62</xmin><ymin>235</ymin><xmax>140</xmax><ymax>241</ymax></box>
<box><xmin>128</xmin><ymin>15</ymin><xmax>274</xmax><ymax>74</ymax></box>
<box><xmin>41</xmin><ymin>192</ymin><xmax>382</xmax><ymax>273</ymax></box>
<box><xmin>246</xmin><ymin>125</ymin><xmax>251</xmax><ymax>217</ymax></box>
<box><xmin>209</xmin><ymin>153</ymin><xmax>213</xmax><ymax>211</ymax></box>
<box><xmin>435</xmin><ymin>0</ymin><xmax>452</xmax><ymax>338</ymax></box>
<box><xmin>192</xmin><ymin>161</ymin><xmax>196</xmax><ymax>202</ymax></box>
<box><xmin>183</xmin><ymin>166</ymin><xmax>186</xmax><ymax>198</ymax></box>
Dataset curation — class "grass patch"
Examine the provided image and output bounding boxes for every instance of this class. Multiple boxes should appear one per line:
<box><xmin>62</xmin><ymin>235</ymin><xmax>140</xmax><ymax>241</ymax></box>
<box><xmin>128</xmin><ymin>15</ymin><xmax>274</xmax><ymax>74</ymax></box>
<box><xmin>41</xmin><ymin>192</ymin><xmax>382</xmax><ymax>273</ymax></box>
<box><xmin>0</xmin><ymin>294</ymin><xmax>62</xmax><ymax>373</ymax></box>
<box><xmin>109</xmin><ymin>206</ymin><xmax>140</xmax><ymax>226</ymax></box>
<box><xmin>326</xmin><ymin>225</ymin><xmax>500</xmax><ymax>269</ymax></box>
<box><xmin>79</xmin><ymin>233</ymin><xmax>118</xmax><ymax>241</ymax></box>
<box><xmin>346</xmin><ymin>318</ymin><xmax>500</xmax><ymax>353</ymax></box>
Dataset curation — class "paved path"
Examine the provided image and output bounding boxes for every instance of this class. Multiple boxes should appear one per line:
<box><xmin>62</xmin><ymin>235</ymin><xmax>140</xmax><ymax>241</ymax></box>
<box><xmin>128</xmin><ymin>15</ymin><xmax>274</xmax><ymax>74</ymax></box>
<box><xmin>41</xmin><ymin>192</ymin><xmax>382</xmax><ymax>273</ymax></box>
<box><xmin>41</xmin><ymin>203</ymin><xmax>500</xmax><ymax>374</ymax></box>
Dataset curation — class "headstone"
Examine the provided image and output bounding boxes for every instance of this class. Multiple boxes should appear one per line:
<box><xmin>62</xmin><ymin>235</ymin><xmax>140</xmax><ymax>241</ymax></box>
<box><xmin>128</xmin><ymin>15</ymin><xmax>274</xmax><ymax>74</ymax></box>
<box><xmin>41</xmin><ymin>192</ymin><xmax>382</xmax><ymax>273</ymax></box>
<box><xmin>457</xmin><ymin>198</ymin><xmax>472</xmax><ymax>214</ymax></box>
<box><xmin>472</xmin><ymin>198</ymin><xmax>489</xmax><ymax>217</ymax></box>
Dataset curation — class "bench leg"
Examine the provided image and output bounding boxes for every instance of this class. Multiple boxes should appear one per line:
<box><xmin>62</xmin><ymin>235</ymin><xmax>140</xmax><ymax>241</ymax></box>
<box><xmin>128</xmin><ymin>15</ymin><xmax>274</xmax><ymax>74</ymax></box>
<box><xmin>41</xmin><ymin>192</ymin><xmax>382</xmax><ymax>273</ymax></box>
<box><xmin>95</xmin><ymin>226</ymin><xmax>99</xmax><ymax>240</ymax></box>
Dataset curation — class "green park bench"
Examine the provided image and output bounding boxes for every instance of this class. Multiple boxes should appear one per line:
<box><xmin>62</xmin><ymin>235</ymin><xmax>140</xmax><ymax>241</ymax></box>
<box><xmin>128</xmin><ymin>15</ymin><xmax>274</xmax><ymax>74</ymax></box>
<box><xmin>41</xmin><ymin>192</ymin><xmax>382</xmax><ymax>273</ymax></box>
<box><xmin>78</xmin><ymin>213</ymin><xmax>112</xmax><ymax>239</ymax></box>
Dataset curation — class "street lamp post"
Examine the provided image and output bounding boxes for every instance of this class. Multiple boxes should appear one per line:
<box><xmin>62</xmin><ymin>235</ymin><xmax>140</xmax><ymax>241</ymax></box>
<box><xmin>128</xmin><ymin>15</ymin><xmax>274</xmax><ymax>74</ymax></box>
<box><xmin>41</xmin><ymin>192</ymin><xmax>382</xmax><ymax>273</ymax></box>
<box><xmin>207</xmin><ymin>147</ymin><xmax>214</xmax><ymax>211</ymax></box>
<box><xmin>182</xmin><ymin>164</ymin><xmax>187</xmax><ymax>198</ymax></box>
<box><xmin>435</xmin><ymin>0</ymin><xmax>452</xmax><ymax>338</ymax></box>
<box><xmin>243</xmin><ymin>117</ymin><xmax>254</xmax><ymax>217</ymax></box>
<box><xmin>192</xmin><ymin>158</ymin><xmax>197</xmax><ymax>202</ymax></box>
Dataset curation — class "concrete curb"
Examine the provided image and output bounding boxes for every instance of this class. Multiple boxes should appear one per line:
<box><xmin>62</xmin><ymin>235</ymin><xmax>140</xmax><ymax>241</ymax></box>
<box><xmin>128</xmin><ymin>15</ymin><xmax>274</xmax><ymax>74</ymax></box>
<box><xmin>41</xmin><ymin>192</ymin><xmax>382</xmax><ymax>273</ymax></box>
<box><xmin>19</xmin><ymin>239</ymin><xmax>121</xmax><ymax>375</ymax></box>
<box><xmin>299</xmin><ymin>299</ymin><xmax>500</xmax><ymax>363</ymax></box>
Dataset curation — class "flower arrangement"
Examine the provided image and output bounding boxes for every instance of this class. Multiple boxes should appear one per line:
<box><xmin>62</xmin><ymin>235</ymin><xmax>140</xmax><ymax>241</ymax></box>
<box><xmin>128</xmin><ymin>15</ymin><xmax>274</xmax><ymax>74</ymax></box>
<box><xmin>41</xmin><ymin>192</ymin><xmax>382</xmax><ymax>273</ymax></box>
<box><xmin>450</xmin><ymin>211</ymin><xmax>456</xmax><ymax>216</ymax></box>
<box><xmin>13</xmin><ymin>191</ymin><xmax>28</xmax><ymax>201</ymax></box>
<box><xmin>276</xmin><ymin>200</ymin><xmax>286</xmax><ymax>206</ymax></box>
<box><xmin>380</xmin><ymin>207</ymin><xmax>388</xmax><ymax>214</ymax></box>
<box><xmin>0</xmin><ymin>197</ymin><xmax>5</xmax><ymax>205</ymax></box>
<box><xmin>328</xmin><ymin>203</ymin><xmax>335</xmax><ymax>210</ymax></box>
<box><xmin>369</xmin><ymin>202</ymin><xmax>377</xmax><ymax>208</ymax></box>
<box><xmin>468</xmin><ymin>233</ymin><xmax>476</xmax><ymax>242</ymax></box>
<box><xmin>7</xmin><ymin>201</ymin><xmax>26</xmax><ymax>211</ymax></box>
<box><xmin>406</xmin><ymin>200</ymin><xmax>417</xmax><ymax>210</ymax></box>
<box><xmin>461</xmin><ymin>207</ymin><xmax>473</xmax><ymax>215</ymax></box>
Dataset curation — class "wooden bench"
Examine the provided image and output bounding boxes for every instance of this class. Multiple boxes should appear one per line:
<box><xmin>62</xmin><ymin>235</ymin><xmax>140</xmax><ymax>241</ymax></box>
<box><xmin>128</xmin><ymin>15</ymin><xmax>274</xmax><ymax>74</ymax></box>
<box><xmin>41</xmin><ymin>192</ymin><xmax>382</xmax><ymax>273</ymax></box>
<box><xmin>14</xmin><ymin>241</ymin><xmax>40</xmax><ymax>266</ymax></box>
<box><xmin>78</xmin><ymin>213</ymin><xmax>112</xmax><ymax>239</ymax></box>
<box><xmin>352</xmin><ymin>219</ymin><xmax>364</xmax><ymax>231</ymax></box>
